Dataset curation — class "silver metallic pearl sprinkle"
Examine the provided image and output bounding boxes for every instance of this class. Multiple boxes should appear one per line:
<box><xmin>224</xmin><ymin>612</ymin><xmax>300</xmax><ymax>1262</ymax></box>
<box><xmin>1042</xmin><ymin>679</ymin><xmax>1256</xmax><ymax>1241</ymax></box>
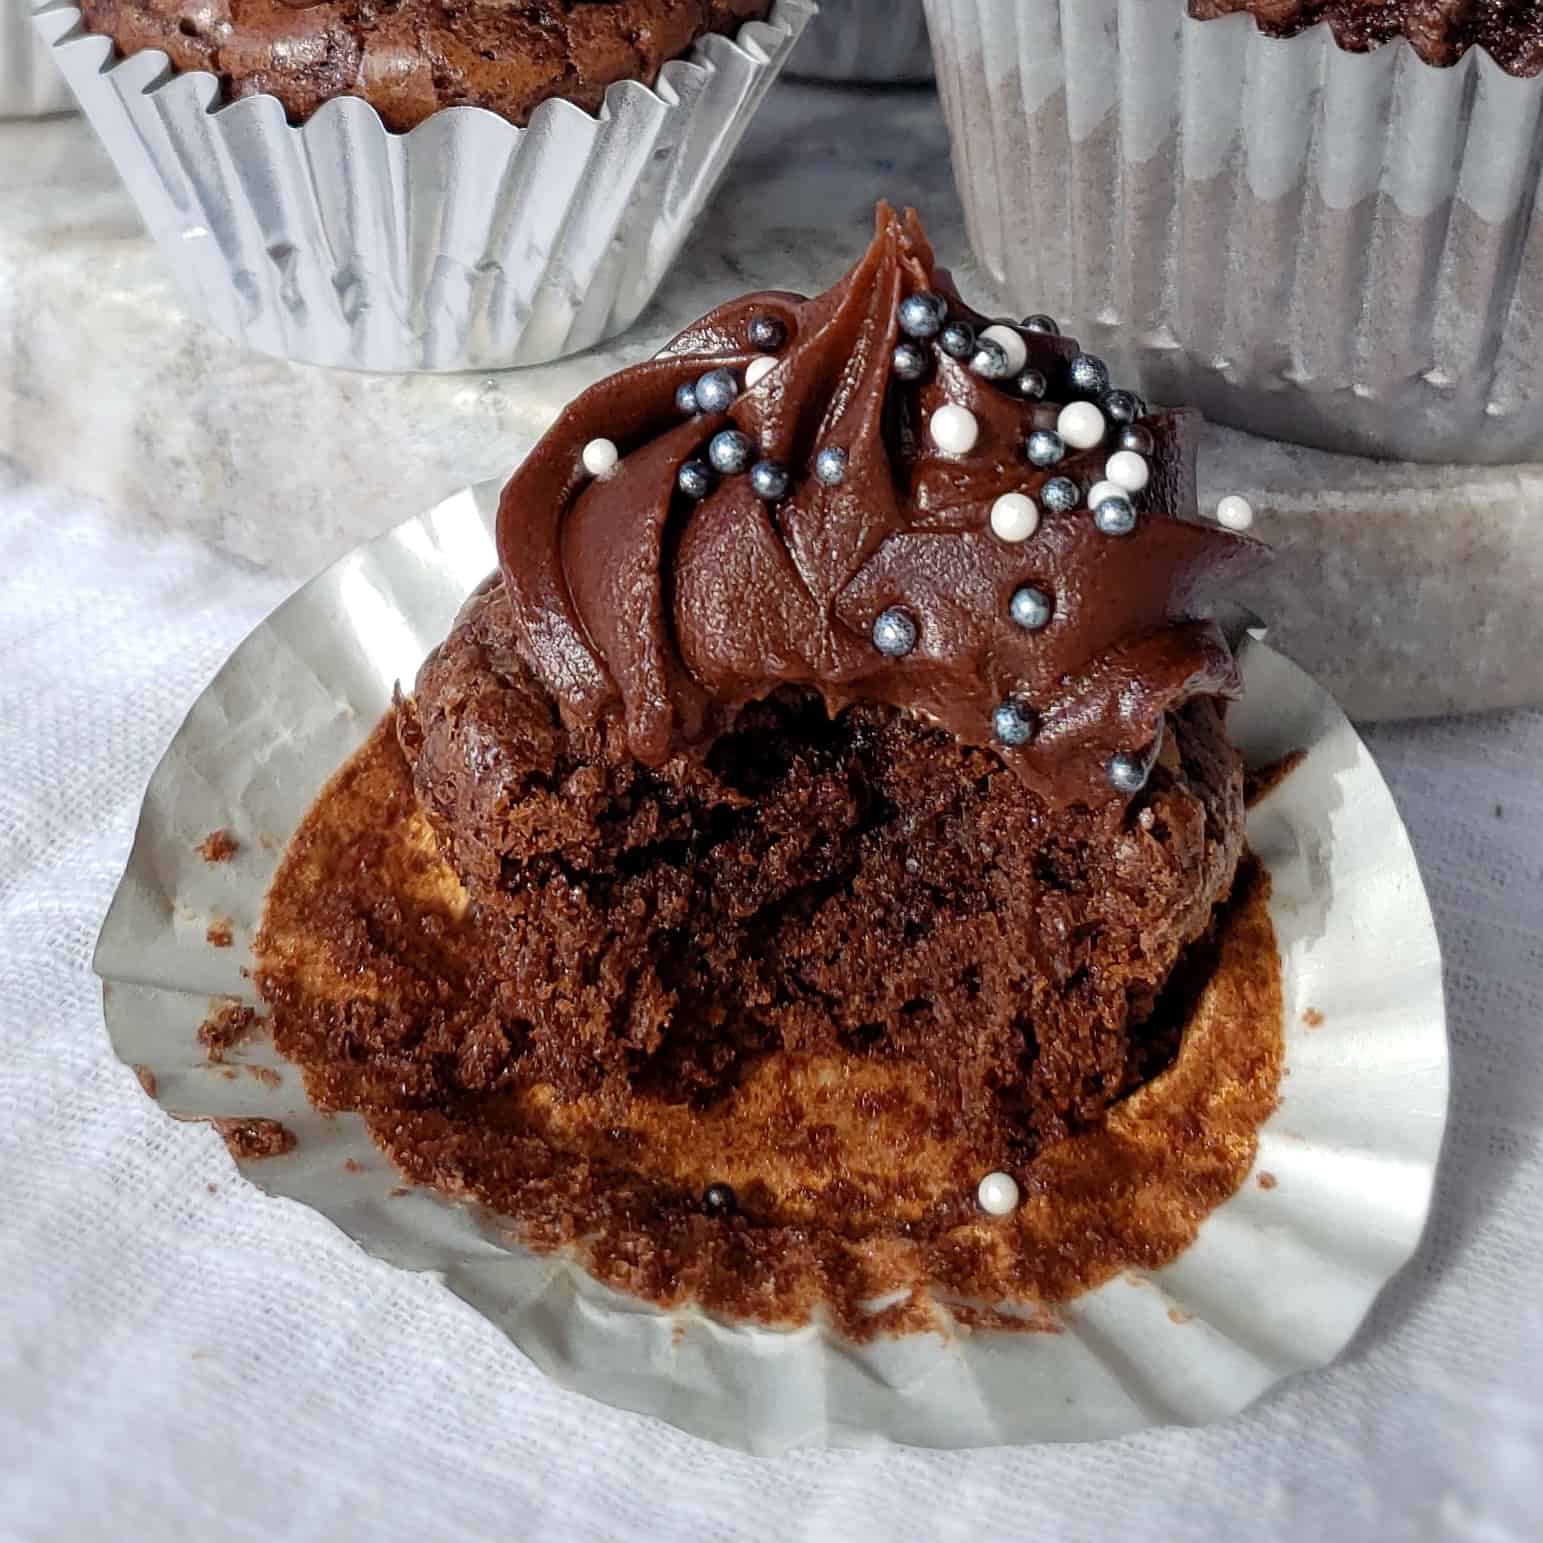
<box><xmin>993</xmin><ymin>701</ymin><xmax>1035</xmax><ymax>747</ymax></box>
<box><xmin>872</xmin><ymin>607</ymin><xmax>918</xmax><ymax>658</ymax></box>
<box><xmin>1009</xmin><ymin>585</ymin><xmax>1053</xmax><ymax>631</ymax></box>
<box><xmin>1068</xmin><ymin>353</ymin><xmax>1111</xmax><ymax>398</ymax></box>
<box><xmin>1040</xmin><ymin>476</ymin><xmax>1079</xmax><ymax>513</ymax></box>
<box><xmin>708</xmin><ymin>429</ymin><xmax>754</xmax><ymax>475</ymax></box>
<box><xmin>893</xmin><ymin>341</ymin><xmax>930</xmax><ymax>381</ymax></box>
<box><xmin>1016</xmin><ymin>369</ymin><xmax>1048</xmax><ymax>400</ymax></box>
<box><xmin>815</xmin><ymin>446</ymin><xmax>848</xmax><ymax>486</ymax></box>
<box><xmin>703</xmin><ymin>1182</ymin><xmax>737</xmax><ymax>1216</ymax></box>
<box><xmin>1022</xmin><ymin>313</ymin><xmax>1060</xmax><ymax>335</ymax></box>
<box><xmin>970</xmin><ymin>337</ymin><xmax>1013</xmax><ymax>380</ymax></box>
<box><xmin>1119</xmin><ymin>424</ymin><xmax>1155</xmax><ymax>455</ymax></box>
<box><xmin>694</xmin><ymin>367</ymin><xmax>740</xmax><ymax>415</ymax></box>
<box><xmin>899</xmin><ymin>291</ymin><xmax>947</xmax><ymax>340</ymax></box>
<box><xmin>977</xmin><ymin>1171</ymin><xmax>1020</xmax><ymax>1215</ymax></box>
<box><xmin>1108</xmin><ymin>751</ymin><xmax>1150</xmax><ymax>794</ymax></box>
<box><xmin>1026</xmin><ymin>429</ymin><xmax>1064</xmax><ymax>467</ymax></box>
<box><xmin>1093</xmin><ymin>492</ymin><xmax>1138</xmax><ymax>535</ymax></box>
<box><xmin>1102</xmin><ymin>388</ymin><xmax>1144</xmax><ymax>425</ymax></box>
<box><xmin>748</xmin><ymin>313</ymin><xmax>786</xmax><ymax>351</ymax></box>
<box><xmin>677</xmin><ymin>460</ymin><xmax>715</xmax><ymax>500</ymax></box>
<box><xmin>750</xmin><ymin>460</ymin><xmax>790</xmax><ymax>501</ymax></box>
<box><xmin>939</xmin><ymin>320</ymin><xmax>977</xmax><ymax>359</ymax></box>
<box><xmin>675</xmin><ymin>382</ymin><xmax>699</xmax><ymax>416</ymax></box>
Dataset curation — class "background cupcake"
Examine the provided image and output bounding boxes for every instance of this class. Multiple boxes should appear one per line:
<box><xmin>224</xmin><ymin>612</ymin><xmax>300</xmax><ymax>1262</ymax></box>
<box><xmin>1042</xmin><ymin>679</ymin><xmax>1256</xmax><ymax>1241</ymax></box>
<box><xmin>34</xmin><ymin>0</ymin><xmax>813</xmax><ymax>370</ymax></box>
<box><xmin>788</xmin><ymin>0</ymin><xmax>933</xmax><ymax>83</ymax></box>
<box><xmin>3</xmin><ymin>1</ymin><xmax>72</xmax><ymax>115</ymax></box>
<box><xmin>923</xmin><ymin>0</ymin><xmax>1543</xmax><ymax>464</ymax></box>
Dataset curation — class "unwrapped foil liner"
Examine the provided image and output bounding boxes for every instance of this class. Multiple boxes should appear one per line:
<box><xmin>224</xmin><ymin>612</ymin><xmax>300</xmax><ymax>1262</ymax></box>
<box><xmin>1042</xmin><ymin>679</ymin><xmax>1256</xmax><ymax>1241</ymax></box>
<box><xmin>925</xmin><ymin>0</ymin><xmax>1543</xmax><ymax>465</ymax></box>
<box><xmin>789</xmin><ymin>0</ymin><xmax>933</xmax><ymax>83</ymax></box>
<box><xmin>32</xmin><ymin>0</ymin><xmax>813</xmax><ymax>371</ymax></box>
<box><xmin>95</xmin><ymin>484</ymin><xmax>1447</xmax><ymax>1453</ymax></box>
<box><xmin>4</xmin><ymin>1</ymin><xmax>70</xmax><ymax>115</ymax></box>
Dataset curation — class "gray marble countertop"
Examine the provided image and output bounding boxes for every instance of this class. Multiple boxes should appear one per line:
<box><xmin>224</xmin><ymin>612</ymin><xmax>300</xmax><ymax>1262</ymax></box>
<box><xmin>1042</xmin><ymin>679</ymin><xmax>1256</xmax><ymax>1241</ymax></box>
<box><xmin>3</xmin><ymin>82</ymin><xmax>1539</xmax><ymax>720</ymax></box>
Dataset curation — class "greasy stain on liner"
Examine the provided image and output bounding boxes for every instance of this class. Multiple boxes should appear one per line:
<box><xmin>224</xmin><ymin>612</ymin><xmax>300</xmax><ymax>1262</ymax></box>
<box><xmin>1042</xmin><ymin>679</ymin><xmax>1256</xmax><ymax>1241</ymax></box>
<box><xmin>253</xmin><ymin>716</ymin><xmax>1285</xmax><ymax>1341</ymax></box>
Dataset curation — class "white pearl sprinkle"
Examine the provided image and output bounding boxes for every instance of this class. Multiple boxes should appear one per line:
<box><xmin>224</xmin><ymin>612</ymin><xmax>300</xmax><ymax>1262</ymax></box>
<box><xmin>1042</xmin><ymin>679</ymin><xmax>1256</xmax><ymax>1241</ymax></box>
<box><xmin>1217</xmin><ymin>494</ymin><xmax>1255</xmax><ymax>531</ymax></box>
<box><xmin>581</xmin><ymin>438</ymin><xmax>619</xmax><ymax>477</ymax></box>
<box><xmin>990</xmin><ymin>492</ymin><xmax>1040</xmax><ymax>544</ymax></box>
<box><xmin>977</xmin><ymin>1171</ymin><xmax>1020</xmax><ymax>1216</ymax></box>
<box><xmin>1086</xmin><ymin>479</ymin><xmax>1126</xmax><ymax>511</ymax></box>
<box><xmin>979</xmin><ymin>323</ymin><xmax>1029</xmax><ymax>376</ymax></box>
<box><xmin>930</xmin><ymin>403</ymin><xmax>980</xmax><ymax>456</ymax></box>
<box><xmin>1057</xmin><ymin>400</ymin><xmax>1106</xmax><ymax>450</ymax></box>
<box><xmin>1105</xmin><ymin>449</ymin><xmax>1149</xmax><ymax>493</ymax></box>
<box><xmin>745</xmin><ymin>355</ymin><xmax>778</xmax><ymax>388</ymax></box>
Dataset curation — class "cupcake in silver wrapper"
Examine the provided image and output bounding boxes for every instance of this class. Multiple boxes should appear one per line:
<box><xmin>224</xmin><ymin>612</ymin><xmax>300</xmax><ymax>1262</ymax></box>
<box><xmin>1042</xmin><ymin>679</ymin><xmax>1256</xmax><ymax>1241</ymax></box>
<box><xmin>4</xmin><ymin>1</ymin><xmax>71</xmax><ymax>116</ymax></box>
<box><xmin>32</xmin><ymin>0</ymin><xmax>814</xmax><ymax>372</ymax></box>
<box><xmin>789</xmin><ymin>0</ymin><xmax>933</xmax><ymax>83</ymax></box>
<box><xmin>924</xmin><ymin>0</ymin><xmax>1543</xmax><ymax>464</ymax></box>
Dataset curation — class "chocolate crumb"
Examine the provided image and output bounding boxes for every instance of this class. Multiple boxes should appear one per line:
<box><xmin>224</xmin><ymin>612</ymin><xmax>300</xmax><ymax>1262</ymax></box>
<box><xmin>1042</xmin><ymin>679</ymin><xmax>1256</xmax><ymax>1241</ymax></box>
<box><xmin>206</xmin><ymin>919</ymin><xmax>234</xmax><ymax>949</ymax></box>
<box><xmin>198</xmin><ymin>829</ymin><xmax>240</xmax><ymax>863</ymax></box>
<box><xmin>344</xmin><ymin>1159</ymin><xmax>363</xmax><ymax>1174</ymax></box>
<box><xmin>198</xmin><ymin>1001</ymin><xmax>259</xmax><ymax>1063</ymax></box>
<box><xmin>133</xmin><ymin>1065</ymin><xmax>158</xmax><ymax>1098</ymax></box>
<box><xmin>1257</xmin><ymin>1171</ymin><xmax>1278</xmax><ymax>1190</ymax></box>
<box><xmin>1245</xmin><ymin>749</ymin><xmax>1306</xmax><ymax>808</ymax></box>
<box><xmin>246</xmin><ymin>1065</ymin><xmax>282</xmax><ymax>1089</ymax></box>
<box><xmin>1301</xmin><ymin>1008</ymin><xmax>1325</xmax><ymax>1029</ymax></box>
<box><xmin>212</xmin><ymin>1118</ymin><xmax>296</xmax><ymax>1161</ymax></box>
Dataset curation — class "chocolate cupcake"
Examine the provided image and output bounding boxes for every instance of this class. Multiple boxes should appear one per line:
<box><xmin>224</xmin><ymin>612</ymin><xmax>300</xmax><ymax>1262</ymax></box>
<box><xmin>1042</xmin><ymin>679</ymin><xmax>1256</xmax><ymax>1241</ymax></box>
<box><xmin>925</xmin><ymin>0</ymin><xmax>1543</xmax><ymax>463</ymax></box>
<box><xmin>391</xmin><ymin>205</ymin><xmax>1264</xmax><ymax>1157</ymax></box>
<box><xmin>35</xmin><ymin>0</ymin><xmax>813</xmax><ymax>368</ymax></box>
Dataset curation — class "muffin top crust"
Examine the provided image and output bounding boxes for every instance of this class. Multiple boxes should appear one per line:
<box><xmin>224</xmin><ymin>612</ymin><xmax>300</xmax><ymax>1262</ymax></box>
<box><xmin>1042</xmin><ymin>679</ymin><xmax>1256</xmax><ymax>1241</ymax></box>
<box><xmin>78</xmin><ymin>1</ymin><xmax>775</xmax><ymax>130</ymax></box>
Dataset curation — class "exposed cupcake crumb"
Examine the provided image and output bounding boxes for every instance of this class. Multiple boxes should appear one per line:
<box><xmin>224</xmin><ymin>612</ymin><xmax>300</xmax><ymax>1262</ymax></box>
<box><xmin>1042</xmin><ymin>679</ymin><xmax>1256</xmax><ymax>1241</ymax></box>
<box><xmin>212</xmin><ymin>1118</ymin><xmax>296</xmax><ymax>1161</ymax></box>
<box><xmin>344</xmin><ymin>1159</ymin><xmax>363</xmax><ymax>1174</ymax></box>
<box><xmin>1245</xmin><ymin>749</ymin><xmax>1306</xmax><ymax>808</ymax></box>
<box><xmin>133</xmin><ymin>1065</ymin><xmax>157</xmax><ymax>1098</ymax></box>
<box><xmin>1168</xmin><ymin>1306</ymin><xmax>1194</xmax><ymax>1325</ymax></box>
<box><xmin>198</xmin><ymin>1001</ymin><xmax>260</xmax><ymax>1063</ymax></box>
<box><xmin>1257</xmin><ymin>1171</ymin><xmax>1278</xmax><ymax>1190</ymax></box>
<box><xmin>206</xmin><ymin>919</ymin><xmax>234</xmax><ymax>949</ymax></box>
<box><xmin>198</xmin><ymin>829</ymin><xmax>240</xmax><ymax>863</ymax></box>
<box><xmin>1302</xmin><ymin>1008</ymin><xmax>1325</xmax><ymax>1029</ymax></box>
<box><xmin>246</xmin><ymin>1065</ymin><xmax>282</xmax><ymax>1089</ymax></box>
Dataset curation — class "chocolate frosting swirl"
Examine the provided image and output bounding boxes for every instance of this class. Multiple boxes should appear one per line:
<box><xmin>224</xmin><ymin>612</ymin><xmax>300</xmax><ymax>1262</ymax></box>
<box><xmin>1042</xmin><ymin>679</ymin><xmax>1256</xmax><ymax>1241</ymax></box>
<box><xmin>496</xmin><ymin>205</ymin><xmax>1264</xmax><ymax>809</ymax></box>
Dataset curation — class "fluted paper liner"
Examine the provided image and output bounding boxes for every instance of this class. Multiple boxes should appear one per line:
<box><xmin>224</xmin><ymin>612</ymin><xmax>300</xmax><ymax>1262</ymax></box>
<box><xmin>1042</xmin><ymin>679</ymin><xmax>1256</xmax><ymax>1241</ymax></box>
<box><xmin>789</xmin><ymin>0</ymin><xmax>933</xmax><ymax>83</ymax></box>
<box><xmin>926</xmin><ymin>0</ymin><xmax>1543</xmax><ymax>464</ymax></box>
<box><xmin>33</xmin><ymin>0</ymin><xmax>812</xmax><ymax>371</ymax></box>
<box><xmin>95</xmin><ymin>485</ymin><xmax>1447</xmax><ymax>1452</ymax></box>
<box><xmin>4</xmin><ymin>1</ymin><xmax>70</xmax><ymax>116</ymax></box>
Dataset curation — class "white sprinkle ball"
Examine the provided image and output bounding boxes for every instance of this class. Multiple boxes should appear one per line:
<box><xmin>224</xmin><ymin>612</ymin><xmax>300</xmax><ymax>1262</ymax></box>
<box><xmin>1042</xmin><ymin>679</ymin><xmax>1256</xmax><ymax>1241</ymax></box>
<box><xmin>1105</xmin><ymin>449</ymin><xmax>1149</xmax><ymax>493</ymax></box>
<box><xmin>1057</xmin><ymin>400</ymin><xmax>1106</xmax><ymax>450</ymax></box>
<box><xmin>977</xmin><ymin>1171</ymin><xmax>1021</xmax><ymax>1216</ymax></box>
<box><xmin>979</xmin><ymin>323</ymin><xmax>1029</xmax><ymax>376</ymax></box>
<box><xmin>930</xmin><ymin>403</ymin><xmax>980</xmax><ymax>456</ymax></box>
<box><xmin>990</xmin><ymin>492</ymin><xmax>1040</xmax><ymax>544</ymax></box>
<box><xmin>1217</xmin><ymin>494</ymin><xmax>1255</xmax><ymax>531</ymax></box>
<box><xmin>745</xmin><ymin>355</ymin><xmax>778</xmax><ymax>388</ymax></box>
<box><xmin>581</xmin><ymin>437</ymin><xmax>619</xmax><ymax>477</ymax></box>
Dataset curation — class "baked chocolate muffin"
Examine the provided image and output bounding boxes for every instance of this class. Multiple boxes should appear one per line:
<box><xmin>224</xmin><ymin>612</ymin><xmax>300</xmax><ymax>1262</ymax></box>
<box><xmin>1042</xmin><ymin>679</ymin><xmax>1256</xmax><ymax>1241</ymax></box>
<box><xmin>397</xmin><ymin>205</ymin><xmax>1265</xmax><ymax>1160</ymax></box>
<box><xmin>1188</xmin><ymin>0</ymin><xmax>1543</xmax><ymax>74</ymax></box>
<box><xmin>79</xmin><ymin>0</ymin><xmax>775</xmax><ymax>130</ymax></box>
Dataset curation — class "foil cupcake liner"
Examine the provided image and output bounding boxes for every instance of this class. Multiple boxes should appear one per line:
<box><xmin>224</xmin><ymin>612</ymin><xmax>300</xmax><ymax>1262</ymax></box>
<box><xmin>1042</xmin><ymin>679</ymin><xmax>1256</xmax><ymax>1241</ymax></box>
<box><xmin>2</xmin><ymin>1</ymin><xmax>71</xmax><ymax>116</ymax></box>
<box><xmin>32</xmin><ymin>0</ymin><xmax>813</xmax><ymax>371</ymax></box>
<box><xmin>789</xmin><ymin>0</ymin><xmax>934</xmax><ymax>83</ymax></box>
<box><xmin>94</xmin><ymin>482</ymin><xmax>1448</xmax><ymax>1453</ymax></box>
<box><xmin>924</xmin><ymin>0</ymin><xmax>1543</xmax><ymax>464</ymax></box>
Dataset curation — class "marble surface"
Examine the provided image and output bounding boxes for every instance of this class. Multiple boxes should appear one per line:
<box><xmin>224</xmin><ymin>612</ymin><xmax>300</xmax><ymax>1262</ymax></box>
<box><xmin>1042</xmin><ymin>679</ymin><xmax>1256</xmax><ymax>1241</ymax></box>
<box><xmin>1</xmin><ymin>82</ymin><xmax>1539</xmax><ymax>720</ymax></box>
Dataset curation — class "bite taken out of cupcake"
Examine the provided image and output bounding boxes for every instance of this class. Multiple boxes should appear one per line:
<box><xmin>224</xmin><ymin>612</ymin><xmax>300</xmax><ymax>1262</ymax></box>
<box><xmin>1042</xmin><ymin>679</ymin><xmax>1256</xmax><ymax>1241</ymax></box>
<box><xmin>256</xmin><ymin>205</ymin><xmax>1280</xmax><ymax>1333</ymax></box>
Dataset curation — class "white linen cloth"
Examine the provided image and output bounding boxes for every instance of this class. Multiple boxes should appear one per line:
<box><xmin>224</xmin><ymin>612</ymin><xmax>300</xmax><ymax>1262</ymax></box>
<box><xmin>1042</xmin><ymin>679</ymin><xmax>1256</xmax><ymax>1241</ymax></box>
<box><xmin>1</xmin><ymin>458</ymin><xmax>1539</xmax><ymax>1542</ymax></box>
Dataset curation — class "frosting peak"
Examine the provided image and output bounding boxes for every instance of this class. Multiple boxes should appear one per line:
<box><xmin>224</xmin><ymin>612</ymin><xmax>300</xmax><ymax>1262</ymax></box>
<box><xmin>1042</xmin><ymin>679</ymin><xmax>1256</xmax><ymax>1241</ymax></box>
<box><xmin>496</xmin><ymin>205</ymin><xmax>1264</xmax><ymax>808</ymax></box>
